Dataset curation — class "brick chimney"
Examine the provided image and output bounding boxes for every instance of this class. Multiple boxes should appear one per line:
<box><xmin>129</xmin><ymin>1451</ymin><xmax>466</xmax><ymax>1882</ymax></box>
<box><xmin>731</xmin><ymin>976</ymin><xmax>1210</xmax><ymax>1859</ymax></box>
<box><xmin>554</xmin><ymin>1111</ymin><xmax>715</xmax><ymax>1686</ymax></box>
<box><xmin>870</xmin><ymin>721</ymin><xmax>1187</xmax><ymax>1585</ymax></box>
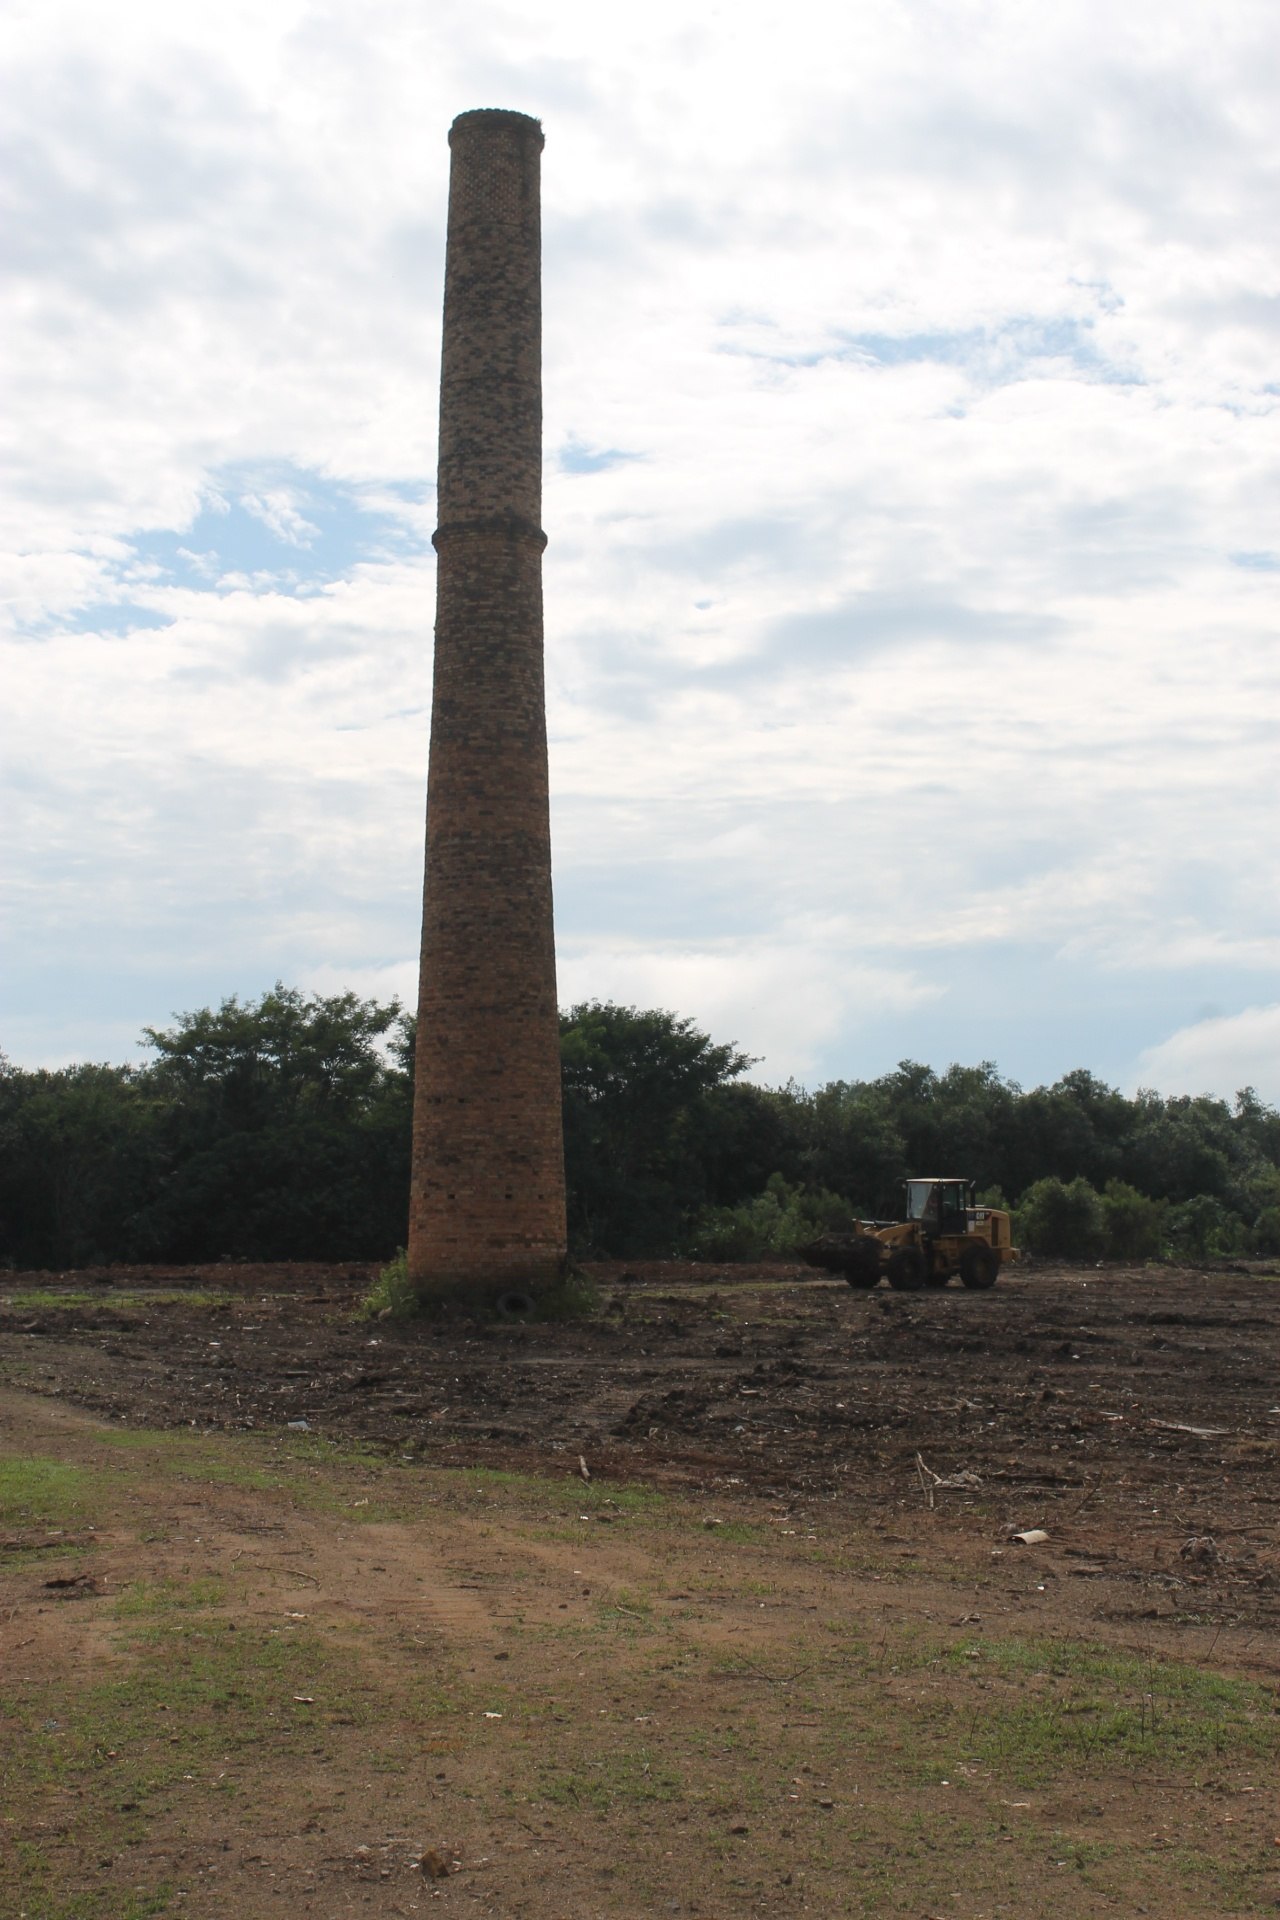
<box><xmin>408</xmin><ymin>109</ymin><xmax>568</xmax><ymax>1304</ymax></box>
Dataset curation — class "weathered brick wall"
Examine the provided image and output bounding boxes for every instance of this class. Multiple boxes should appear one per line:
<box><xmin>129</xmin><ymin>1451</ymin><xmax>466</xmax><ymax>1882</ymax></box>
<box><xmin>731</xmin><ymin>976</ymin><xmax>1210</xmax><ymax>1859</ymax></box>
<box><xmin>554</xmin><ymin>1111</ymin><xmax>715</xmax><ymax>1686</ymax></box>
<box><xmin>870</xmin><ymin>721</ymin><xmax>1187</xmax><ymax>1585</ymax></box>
<box><xmin>408</xmin><ymin>109</ymin><xmax>568</xmax><ymax>1299</ymax></box>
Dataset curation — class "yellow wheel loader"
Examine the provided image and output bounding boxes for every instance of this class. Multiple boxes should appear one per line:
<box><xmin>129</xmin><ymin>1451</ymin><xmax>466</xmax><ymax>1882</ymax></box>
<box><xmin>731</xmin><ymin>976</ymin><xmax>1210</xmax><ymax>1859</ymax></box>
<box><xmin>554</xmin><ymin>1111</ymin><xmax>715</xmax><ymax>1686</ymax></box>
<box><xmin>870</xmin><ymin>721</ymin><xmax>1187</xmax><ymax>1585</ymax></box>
<box><xmin>802</xmin><ymin>1178</ymin><xmax>1017</xmax><ymax>1292</ymax></box>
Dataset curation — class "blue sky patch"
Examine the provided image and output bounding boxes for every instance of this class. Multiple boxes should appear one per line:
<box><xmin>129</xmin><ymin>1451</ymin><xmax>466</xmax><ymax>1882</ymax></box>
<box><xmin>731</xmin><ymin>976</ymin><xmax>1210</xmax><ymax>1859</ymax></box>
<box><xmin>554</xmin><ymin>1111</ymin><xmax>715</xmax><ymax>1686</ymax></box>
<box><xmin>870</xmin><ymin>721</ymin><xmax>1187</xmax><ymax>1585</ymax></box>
<box><xmin>557</xmin><ymin>436</ymin><xmax>642</xmax><ymax>474</ymax></box>
<box><xmin>840</xmin><ymin>315</ymin><xmax>1142</xmax><ymax>386</ymax></box>
<box><xmin>125</xmin><ymin>462</ymin><xmax>432</xmax><ymax>599</ymax></box>
<box><xmin>62</xmin><ymin>602</ymin><xmax>173</xmax><ymax>636</ymax></box>
<box><xmin>721</xmin><ymin>314</ymin><xmax>1141</xmax><ymax>388</ymax></box>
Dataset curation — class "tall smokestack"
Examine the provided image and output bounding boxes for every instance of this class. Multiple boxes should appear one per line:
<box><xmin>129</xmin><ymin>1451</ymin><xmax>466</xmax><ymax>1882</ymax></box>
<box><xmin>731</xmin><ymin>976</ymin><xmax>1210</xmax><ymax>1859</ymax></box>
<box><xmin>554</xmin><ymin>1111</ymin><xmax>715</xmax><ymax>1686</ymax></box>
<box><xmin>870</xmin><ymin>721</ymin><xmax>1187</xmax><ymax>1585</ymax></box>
<box><xmin>408</xmin><ymin>109</ymin><xmax>568</xmax><ymax>1306</ymax></box>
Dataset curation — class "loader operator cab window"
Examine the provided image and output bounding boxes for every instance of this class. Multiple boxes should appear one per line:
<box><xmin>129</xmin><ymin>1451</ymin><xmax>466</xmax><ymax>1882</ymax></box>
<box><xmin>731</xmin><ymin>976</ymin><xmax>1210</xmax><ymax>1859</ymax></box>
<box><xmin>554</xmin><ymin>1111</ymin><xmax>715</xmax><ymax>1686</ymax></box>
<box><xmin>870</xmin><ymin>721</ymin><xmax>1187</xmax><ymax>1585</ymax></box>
<box><xmin>906</xmin><ymin>1179</ymin><xmax>971</xmax><ymax>1236</ymax></box>
<box><xmin>906</xmin><ymin>1181</ymin><xmax>939</xmax><ymax>1227</ymax></box>
<box><xmin>938</xmin><ymin>1182</ymin><xmax>970</xmax><ymax>1235</ymax></box>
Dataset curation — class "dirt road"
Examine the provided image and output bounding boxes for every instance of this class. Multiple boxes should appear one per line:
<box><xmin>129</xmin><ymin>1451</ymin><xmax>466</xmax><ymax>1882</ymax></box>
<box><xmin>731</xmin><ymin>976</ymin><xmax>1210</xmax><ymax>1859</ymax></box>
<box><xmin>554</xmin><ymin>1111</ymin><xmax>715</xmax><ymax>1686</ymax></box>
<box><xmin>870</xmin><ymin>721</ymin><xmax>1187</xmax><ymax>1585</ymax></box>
<box><xmin>5</xmin><ymin>1259</ymin><xmax>1280</xmax><ymax>1608</ymax></box>
<box><xmin>3</xmin><ymin>1259</ymin><xmax>1279</xmax><ymax>1917</ymax></box>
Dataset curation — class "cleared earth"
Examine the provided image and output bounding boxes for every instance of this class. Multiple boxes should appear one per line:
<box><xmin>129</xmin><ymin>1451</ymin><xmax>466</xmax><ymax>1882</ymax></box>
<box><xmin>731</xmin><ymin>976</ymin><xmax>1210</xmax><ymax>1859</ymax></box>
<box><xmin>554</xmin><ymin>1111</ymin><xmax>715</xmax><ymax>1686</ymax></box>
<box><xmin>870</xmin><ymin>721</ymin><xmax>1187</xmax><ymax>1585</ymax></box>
<box><xmin>2</xmin><ymin>1258</ymin><xmax>1278</xmax><ymax>1916</ymax></box>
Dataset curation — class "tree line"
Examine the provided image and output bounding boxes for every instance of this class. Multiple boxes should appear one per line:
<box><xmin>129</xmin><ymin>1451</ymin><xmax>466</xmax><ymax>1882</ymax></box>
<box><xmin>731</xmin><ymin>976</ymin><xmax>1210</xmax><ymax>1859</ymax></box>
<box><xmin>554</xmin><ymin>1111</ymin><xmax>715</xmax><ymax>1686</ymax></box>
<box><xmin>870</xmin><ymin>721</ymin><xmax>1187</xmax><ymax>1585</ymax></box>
<box><xmin>2</xmin><ymin>987</ymin><xmax>1278</xmax><ymax>1270</ymax></box>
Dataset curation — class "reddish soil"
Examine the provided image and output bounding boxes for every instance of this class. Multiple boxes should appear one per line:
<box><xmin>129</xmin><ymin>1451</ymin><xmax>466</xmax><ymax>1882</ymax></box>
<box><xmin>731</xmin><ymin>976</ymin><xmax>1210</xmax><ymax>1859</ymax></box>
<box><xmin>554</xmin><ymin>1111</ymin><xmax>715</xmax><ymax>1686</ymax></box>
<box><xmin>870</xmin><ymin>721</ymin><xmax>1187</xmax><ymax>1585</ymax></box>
<box><xmin>3</xmin><ymin>1258</ymin><xmax>1280</xmax><ymax>1918</ymax></box>
<box><xmin>4</xmin><ymin>1258</ymin><xmax>1279</xmax><ymax>1626</ymax></box>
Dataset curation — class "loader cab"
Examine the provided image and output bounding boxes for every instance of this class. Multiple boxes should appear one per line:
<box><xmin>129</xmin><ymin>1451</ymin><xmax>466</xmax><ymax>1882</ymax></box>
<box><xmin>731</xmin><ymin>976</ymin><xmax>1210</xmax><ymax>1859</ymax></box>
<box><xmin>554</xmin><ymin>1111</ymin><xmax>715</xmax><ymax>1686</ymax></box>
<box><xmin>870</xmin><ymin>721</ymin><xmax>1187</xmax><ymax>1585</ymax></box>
<box><xmin>905</xmin><ymin>1178</ymin><xmax>974</xmax><ymax>1237</ymax></box>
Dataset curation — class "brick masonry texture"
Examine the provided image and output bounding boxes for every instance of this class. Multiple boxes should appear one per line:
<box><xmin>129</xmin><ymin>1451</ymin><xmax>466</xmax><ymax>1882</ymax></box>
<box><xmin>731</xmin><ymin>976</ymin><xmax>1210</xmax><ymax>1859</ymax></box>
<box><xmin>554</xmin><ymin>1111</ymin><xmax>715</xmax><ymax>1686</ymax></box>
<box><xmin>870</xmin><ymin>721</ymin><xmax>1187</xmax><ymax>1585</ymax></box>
<box><xmin>408</xmin><ymin>109</ymin><xmax>569</xmax><ymax>1298</ymax></box>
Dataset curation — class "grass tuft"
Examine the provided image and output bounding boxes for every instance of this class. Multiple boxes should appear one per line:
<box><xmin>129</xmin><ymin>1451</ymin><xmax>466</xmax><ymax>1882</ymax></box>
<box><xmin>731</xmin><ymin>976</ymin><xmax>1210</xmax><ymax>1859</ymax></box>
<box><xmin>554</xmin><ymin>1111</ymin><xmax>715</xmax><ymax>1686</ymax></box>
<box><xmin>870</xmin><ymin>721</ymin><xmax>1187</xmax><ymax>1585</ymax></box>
<box><xmin>358</xmin><ymin>1251</ymin><xmax>599</xmax><ymax>1322</ymax></box>
<box><xmin>0</xmin><ymin>1458</ymin><xmax>93</xmax><ymax>1530</ymax></box>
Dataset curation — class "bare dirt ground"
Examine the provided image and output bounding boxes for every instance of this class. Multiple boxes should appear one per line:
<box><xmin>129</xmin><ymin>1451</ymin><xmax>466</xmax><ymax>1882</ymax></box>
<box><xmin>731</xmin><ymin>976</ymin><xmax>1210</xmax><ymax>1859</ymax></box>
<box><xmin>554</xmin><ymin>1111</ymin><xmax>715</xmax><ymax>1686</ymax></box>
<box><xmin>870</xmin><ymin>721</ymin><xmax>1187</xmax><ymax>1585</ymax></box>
<box><xmin>2</xmin><ymin>1258</ymin><xmax>1279</xmax><ymax>1918</ymax></box>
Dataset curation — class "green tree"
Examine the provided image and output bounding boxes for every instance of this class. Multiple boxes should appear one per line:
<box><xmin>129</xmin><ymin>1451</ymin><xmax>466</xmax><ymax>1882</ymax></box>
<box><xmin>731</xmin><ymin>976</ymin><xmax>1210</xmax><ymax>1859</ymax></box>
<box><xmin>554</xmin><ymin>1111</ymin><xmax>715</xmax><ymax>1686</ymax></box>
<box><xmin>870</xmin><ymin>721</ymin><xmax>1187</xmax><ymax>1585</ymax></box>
<box><xmin>1123</xmin><ymin>1091</ymin><xmax>1239</xmax><ymax>1206</ymax></box>
<box><xmin>1232</xmin><ymin>1086</ymin><xmax>1280</xmax><ymax>1168</ymax></box>
<box><xmin>793</xmin><ymin>1079</ymin><xmax>907</xmax><ymax>1216</ymax></box>
<box><xmin>1249</xmin><ymin>1206</ymin><xmax>1280</xmax><ymax>1256</ymax></box>
<box><xmin>690</xmin><ymin>1174</ymin><xmax>852</xmax><ymax>1261</ymax></box>
<box><xmin>1004</xmin><ymin>1070</ymin><xmax>1130</xmax><ymax>1196</ymax></box>
<box><xmin>1015</xmin><ymin>1175</ymin><xmax>1106</xmax><ymax>1261</ymax></box>
<box><xmin>139</xmin><ymin>984</ymin><xmax>411</xmax><ymax>1260</ymax></box>
<box><xmin>1166</xmin><ymin>1194</ymin><xmax>1246</xmax><ymax>1262</ymax></box>
<box><xmin>559</xmin><ymin>1002</ymin><xmax>751</xmax><ymax>1256</ymax></box>
<box><xmin>0</xmin><ymin>1058</ymin><xmax>159</xmax><ymax>1267</ymax></box>
<box><xmin>690</xmin><ymin>1080</ymin><xmax>807</xmax><ymax>1208</ymax></box>
<box><xmin>10</xmin><ymin>985</ymin><xmax>1280</xmax><ymax>1277</ymax></box>
<box><xmin>1099</xmin><ymin>1180</ymin><xmax>1166</xmax><ymax>1263</ymax></box>
<box><xmin>873</xmin><ymin>1058</ymin><xmax>1014</xmax><ymax>1190</ymax></box>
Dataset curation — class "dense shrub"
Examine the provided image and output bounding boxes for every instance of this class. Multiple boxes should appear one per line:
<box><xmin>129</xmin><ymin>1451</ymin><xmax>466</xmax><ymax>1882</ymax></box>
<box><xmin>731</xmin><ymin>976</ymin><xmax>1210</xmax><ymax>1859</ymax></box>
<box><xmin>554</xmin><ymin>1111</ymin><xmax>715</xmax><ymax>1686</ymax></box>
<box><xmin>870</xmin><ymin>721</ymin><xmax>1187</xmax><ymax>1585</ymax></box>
<box><xmin>1099</xmin><ymin>1180</ymin><xmax>1167</xmax><ymax>1263</ymax></box>
<box><xmin>559</xmin><ymin>1002</ymin><xmax>751</xmax><ymax>1257</ymax></box>
<box><xmin>689</xmin><ymin>1175</ymin><xmax>852</xmax><ymax>1261</ymax></box>
<box><xmin>6</xmin><ymin>995</ymin><xmax>1280</xmax><ymax>1269</ymax></box>
<box><xmin>1166</xmin><ymin>1194</ymin><xmax>1247</xmax><ymax>1262</ymax></box>
<box><xmin>1015</xmin><ymin>1176</ymin><xmax>1107</xmax><ymax>1261</ymax></box>
<box><xmin>1249</xmin><ymin>1207</ymin><xmax>1280</xmax><ymax>1257</ymax></box>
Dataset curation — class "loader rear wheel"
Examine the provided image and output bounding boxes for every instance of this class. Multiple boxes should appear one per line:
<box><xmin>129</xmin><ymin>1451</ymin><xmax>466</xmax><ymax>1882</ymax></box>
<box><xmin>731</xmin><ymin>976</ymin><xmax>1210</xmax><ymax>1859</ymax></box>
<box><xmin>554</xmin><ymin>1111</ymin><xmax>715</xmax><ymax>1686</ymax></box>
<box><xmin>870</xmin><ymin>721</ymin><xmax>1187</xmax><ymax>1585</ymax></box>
<box><xmin>495</xmin><ymin>1289</ymin><xmax>536</xmax><ymax>1317</ymax></box>
<box><xmin>843</xmin><ymin>1241</ymin><xmax>881</xmax><ymax>1290</ymax></box>
<box><xmin>960</xmin><ymin>1243</ymin><xmax>999</xmax><ymax>1290</ymax></box>
<box><xmin>887</xmin><ymin>1247</ymin><xmax>926</xmax><ymax>1291</ymax></box>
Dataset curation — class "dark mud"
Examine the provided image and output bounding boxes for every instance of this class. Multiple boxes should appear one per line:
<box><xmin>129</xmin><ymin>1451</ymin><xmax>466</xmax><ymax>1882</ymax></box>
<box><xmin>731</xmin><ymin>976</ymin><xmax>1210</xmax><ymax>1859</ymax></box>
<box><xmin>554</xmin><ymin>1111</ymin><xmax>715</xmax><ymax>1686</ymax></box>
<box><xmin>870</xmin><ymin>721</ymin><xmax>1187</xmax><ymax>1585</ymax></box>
<box><xmin>3</xmin><ymin>1257</ymin><xmax>1279</xmax><ymax>1626</ymax></box>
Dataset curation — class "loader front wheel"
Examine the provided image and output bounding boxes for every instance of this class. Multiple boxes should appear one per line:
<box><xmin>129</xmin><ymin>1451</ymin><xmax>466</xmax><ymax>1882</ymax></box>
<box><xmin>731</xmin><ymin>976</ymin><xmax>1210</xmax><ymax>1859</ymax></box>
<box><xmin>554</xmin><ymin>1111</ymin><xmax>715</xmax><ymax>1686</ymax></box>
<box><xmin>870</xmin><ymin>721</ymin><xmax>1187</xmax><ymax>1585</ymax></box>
<box><xmin>887</xmin><ymin>1247</ymin><xmax>926</xmax><ymax>1291</ymax></box>
<box><xmin>843</xmin><ymin>1241</ymin><xmax>881</xmax><ymax>1290</ymax></box>
<box><xmin>960</xmin><ymin>1243</ymin><xmax>999</xmax><ymax>1290</ymax></box>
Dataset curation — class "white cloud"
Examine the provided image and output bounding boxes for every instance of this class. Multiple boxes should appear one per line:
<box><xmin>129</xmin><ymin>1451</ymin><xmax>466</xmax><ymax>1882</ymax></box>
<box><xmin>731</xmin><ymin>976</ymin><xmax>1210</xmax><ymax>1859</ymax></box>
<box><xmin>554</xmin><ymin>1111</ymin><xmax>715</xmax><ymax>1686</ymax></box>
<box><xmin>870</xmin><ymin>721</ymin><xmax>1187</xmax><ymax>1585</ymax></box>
<box><xmin>2</xmin><ymin>0</ymin><xmax>1278</xmax><ymax>1094</ymax></box>
<box><xmin>300</xmin><ymin>959</ymin><xmax>418</xmax><ymax>1013</ymax></box>
<box><xmin>1135</xmin><ymin>1005</ymin><xmax>1280</xmax><ymax>1106</ymax></box>
<box><xmin>239</xmin><ymin>488</ymin><xmax>319</xmax><ymax>547</ymax></box>
<box><xmin>555</xmin><ymin>937</ymin><xmax>941</xmax><ymax>1087</ymax></box>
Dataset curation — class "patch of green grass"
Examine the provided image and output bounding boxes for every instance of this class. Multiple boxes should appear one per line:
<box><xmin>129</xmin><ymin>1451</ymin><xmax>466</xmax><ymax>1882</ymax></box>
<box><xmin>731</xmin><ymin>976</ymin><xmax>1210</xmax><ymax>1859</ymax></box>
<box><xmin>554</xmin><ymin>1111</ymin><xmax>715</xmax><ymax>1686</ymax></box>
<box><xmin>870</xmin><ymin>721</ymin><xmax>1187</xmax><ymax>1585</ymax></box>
<box><xmin>12</xmin><ymin>1885</ymin><xmax>174</xmax><ymax>1920</ymax></box>
<box><xmin>734</xmin><ymin>1623</ymin><xmax>1280</xmax><ymax>1802</ymax></box>
<box><xmin>810</xmin><ymin>1542</ymin><xmax>923</xmax><ymax>1574</ymax></box>
<box><xmin>95</xmin><ymin>1427</ymin><xmax>284</xmax><ymax>1495</ymax></box>
<box><xmin>930</xmin><ymin>1635</ymin><xmax>1280</xmax><ymax>1779</ymax></box>
<box><xmin>2</xmin><ymin>1568</ymin><xmax>378</xmax><ymax>1915</ymax></box>
<box><xmin>939</xmin><ymin>1634</ymin><xmax>1251</xmax><ymax>1696</ymax></box>
<box><xmin>704</xmin><ymin>1520</ymin><xmax>765</xmax><ymax>1546</ymax></box>
<box><xmin>1166</xmin><ymin>1842</ymin><xmax>1271</xmax><ymax>1908</ymax></box>
<box><xmin>358</xmin><ymin>1253</ymin><xmax>599</xmax><ymax>1323</ymax></box>
<box><xmin>100</xmin><ymin>1420</ymin><xmax>617</xmax><ymax>1530</ymax></box>
<box><xmin>454</xmin><ymin>1464</ymin><xmax>667</xmax><ymax>1516</ymax></box>
<box><xmin>594</xmin><ymin>1588</ymin><xmax>661</xmax><ymax>1635</ymax></box>
<box><xmin>10</xmin><ymin>1417</ymin><xmax>1276</xmax><ymax>1920</ymax></box>
<box><xmin>355</xmin><ymin>1248</ymin><xmax>416</xmax><ymax>1320</ymax></box>
<box><xmin>2</xmin><ymin>1290</ymin><xmax>110</xmax><ymax>1310</ymax></box>
<box><xmin>540</xmin><ymin>1743</ymin><xmax>685</xmax><ymax>1813</ymax></box>
<box><xmin>1051</xmin><ymin>1835</ymin><xmax>1118</xmax><ymax>1872</ymax></box>
<box><xmin>18</xmin><ymin>1419</ymin><xmax>670</xmax><ymax>1539</ymax></box>
<box><xmin>524</xmin><ymin>1520</ymin><xmax>588</xmax><ymax>1545</ymax></box>
<box><xmin>116</xmin><ymin>1575</ymin><xmax>225</xmax><ymax>1616</ymax></box>
<box><xmin>94</xmin><ymin>1424</ymin><xmax>406</xmax><ymax>1515</ymax></box>
<box><xmin>267</xmin><ymin>1429</ymin><xmax>392</xmax><ymax>1473</ymax></box>
<box><xmin>533</xmin><ymin>1269</ymin><xmax>601</xmax><ymax>1320</ymax></box>
<box><xmin>13</xmin><ymin>1633</ymin><xmax>302</xmax><ymax>1788</ymax></box>
<box><xmin>970</xmin><ymin>1691</ymin><xmax>1275</xmax><ymax>1776</ymax></box>
<box><xmin>91</xmin><ymin>1428</ymin><xmax>172</xmax><ymax>1454</ymax></box>
<box><xmin>0</xmin><ymin>1457</ymin><xmax>95</xmax><ymax>1529</ymax></box>
<box><xmin>2</xmin><ymin>1290</ymin><xmax>226</xmax><ymax>1312</ymax></box>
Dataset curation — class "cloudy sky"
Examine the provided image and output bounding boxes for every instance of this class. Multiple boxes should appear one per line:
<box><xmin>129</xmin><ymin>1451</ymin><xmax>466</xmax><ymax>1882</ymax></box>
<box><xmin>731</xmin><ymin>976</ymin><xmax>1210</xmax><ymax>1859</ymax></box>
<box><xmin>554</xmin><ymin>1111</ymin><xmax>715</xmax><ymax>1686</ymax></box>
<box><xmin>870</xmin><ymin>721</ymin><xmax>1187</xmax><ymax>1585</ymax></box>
<box><xmin>3</xmin><ymin>0</ymin><xmax>1278</xmax><ymax>1101</ymax></box>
